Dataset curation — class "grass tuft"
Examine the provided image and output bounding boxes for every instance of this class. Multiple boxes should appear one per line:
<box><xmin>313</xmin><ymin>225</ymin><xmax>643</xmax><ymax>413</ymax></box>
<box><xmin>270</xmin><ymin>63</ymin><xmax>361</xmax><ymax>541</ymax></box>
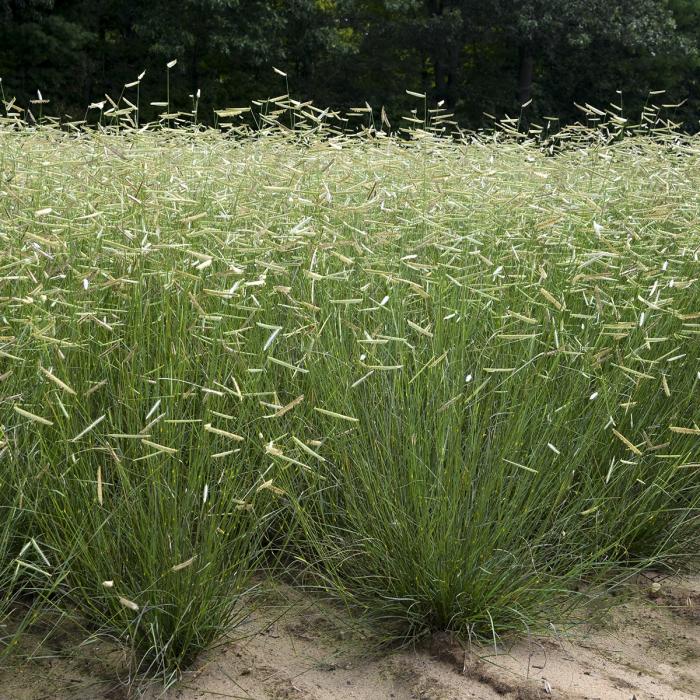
<box><xmin>0</xmin><ymin>100</ymin><xmax>698</xmax><ymax>685</ymax></box>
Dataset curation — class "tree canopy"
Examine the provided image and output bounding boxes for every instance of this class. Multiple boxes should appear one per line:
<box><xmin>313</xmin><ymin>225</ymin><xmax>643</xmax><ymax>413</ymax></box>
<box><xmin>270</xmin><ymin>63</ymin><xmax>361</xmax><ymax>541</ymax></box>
<box><xmin>1</xmin><ymin>0</ymin><xmax>698</xmax><ymax>128</ymax></box>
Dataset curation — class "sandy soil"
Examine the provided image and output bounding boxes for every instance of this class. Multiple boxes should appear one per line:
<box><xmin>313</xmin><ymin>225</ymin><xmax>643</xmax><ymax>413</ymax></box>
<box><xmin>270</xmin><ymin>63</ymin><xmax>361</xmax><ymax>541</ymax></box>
<box><xmin>1</xmin><ymin>574</ymin><xmax>698</xmax><ymax>700</ymax></box>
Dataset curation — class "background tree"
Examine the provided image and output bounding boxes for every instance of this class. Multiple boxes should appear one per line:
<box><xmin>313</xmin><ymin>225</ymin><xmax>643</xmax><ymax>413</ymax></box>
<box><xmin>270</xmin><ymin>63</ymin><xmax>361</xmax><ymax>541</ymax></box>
<box><xmin>0</xmin><ymin>0</ymin><xmax>698</xmax><ymax>128</ymax></box>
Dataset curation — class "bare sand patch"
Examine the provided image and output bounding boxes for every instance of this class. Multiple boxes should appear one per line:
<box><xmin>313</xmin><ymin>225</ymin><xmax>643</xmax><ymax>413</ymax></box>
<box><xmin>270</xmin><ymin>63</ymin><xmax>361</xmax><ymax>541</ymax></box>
<box><xmin>1</xmin><ymin>575</ymin><xmax>697</xmax><ymax>700</ymax></box>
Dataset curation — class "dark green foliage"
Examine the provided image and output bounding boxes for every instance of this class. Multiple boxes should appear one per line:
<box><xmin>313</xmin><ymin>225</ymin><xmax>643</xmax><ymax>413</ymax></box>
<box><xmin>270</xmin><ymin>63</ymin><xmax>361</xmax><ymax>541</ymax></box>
<box><xmin>1</xmin><ymin>0</ymin><xmax>699</xmax><ymax>128</ymax></box>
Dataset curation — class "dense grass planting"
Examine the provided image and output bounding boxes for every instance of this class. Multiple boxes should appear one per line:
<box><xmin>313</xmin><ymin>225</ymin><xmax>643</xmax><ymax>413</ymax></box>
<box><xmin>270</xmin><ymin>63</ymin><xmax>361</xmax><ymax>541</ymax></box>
<box><xmin>0</xmin><ymin>116</ymin><xmax>698</xmax><ymax>684</ymax></box>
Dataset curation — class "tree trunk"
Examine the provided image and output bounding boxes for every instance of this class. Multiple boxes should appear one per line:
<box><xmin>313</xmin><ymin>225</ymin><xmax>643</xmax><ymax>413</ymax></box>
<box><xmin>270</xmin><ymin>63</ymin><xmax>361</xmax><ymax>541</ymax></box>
<box><xmin>432</xmin><ymin>49</ymin><xmax>458</xmax><ymax>108</ymax></box>
<box><xmin>444</xmin><ymin>43</ymin><xmax>458</xmax><ymax>108</ymax></box>
<box><xmin>421</xmin><ymin>52</ymin><xmax>430</xmax><ymax>96</ymax></box>
<box><xmin>517</xmin><ymin>43</ymin><xmax>534</xmax><ymax>105</ymax></box>
<box><xmin>428</xmin><ymin>0</ymin><xmax>457</xmax><ymax>107</ymax></box>
<box><xmin>189</xmin><ymin>40</ymin><xmax>200</xmax><ymax>97</ymax></box>
<box><xmin>434</xmin><ymin>55</ymin><xmax>446</xmax><ymax>103</ymax></box>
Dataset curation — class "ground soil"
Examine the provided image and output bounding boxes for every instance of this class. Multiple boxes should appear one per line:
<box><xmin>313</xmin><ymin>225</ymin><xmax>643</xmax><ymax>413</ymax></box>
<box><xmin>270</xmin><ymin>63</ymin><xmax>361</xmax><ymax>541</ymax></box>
<box><xmin>1</xmin><ymin>574</ymin><xmax>698</xmax><ymax>700</ymax></box>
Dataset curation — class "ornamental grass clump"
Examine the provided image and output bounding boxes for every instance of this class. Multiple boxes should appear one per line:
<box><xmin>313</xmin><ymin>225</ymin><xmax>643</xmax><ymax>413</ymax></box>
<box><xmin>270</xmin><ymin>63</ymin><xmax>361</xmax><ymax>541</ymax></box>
<box><xmin>0</xmin><ymin>99</ymin><xmax>698</xmax><ymax>682</ymax></box>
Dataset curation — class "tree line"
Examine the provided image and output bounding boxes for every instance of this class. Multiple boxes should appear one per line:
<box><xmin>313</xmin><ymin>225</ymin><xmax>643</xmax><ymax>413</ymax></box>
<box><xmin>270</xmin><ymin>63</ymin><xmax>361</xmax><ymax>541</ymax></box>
<box><xmin>1</xmin><ymin>0</ymin><xmax>699</xmax><ymax>129</ymax></box>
